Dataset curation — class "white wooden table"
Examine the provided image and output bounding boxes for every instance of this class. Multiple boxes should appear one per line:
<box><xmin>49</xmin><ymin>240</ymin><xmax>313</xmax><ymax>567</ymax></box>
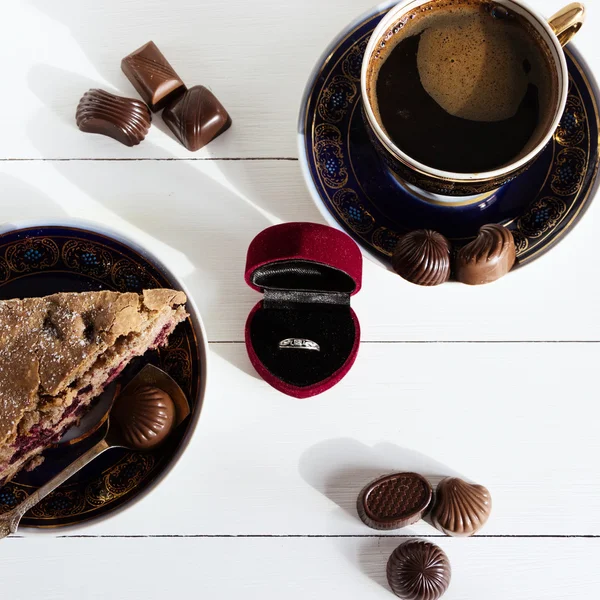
<box><xmin>1</xmin><ymin>0</ymin><xmax>600</xmax><ymax>597</ymax></box>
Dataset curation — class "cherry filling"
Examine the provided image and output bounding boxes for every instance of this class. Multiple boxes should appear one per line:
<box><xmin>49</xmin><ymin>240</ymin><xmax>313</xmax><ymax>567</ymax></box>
<box><xmin>7</xmin><ymin>385</ymin><xmax>93</xmax><ymax>466</ymax></box>
<box><xmin>106</xmin><ymin>362</ymin><xmax>126</xmax><ymax>384</ymax></box>
<box><xmin>3</xmin><ymin>320</ymin><xmax>178</xmax><ymax>472</ymax></box>
<box><xmin>152</xmin><ymin>324</ymin><xmax>172</xmax><ymax>349</ymax></box>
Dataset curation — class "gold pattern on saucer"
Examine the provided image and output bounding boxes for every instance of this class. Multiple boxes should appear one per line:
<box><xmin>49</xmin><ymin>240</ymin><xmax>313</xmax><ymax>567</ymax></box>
<box><xmin>5</xmin><ymin>238</ymin><xmax>59</xmax><ymax>273</ymax></box>
<box><xmin>342</xmin><ymin>39</ymin><xmax>368</xmax><ymax>82</ymax></box>
<box><xmin>85</xmin><ymin>453</ymin><xmax>155</xmax><ymax>508</ymax></box>
<box><xmin>111</xmin><ymin>258</ymin><xmax>157</xmax><ymax>292</ymax></box>
<box><xmin>0</xmin><ymin>486</ymin><xmax>27</xmax><ymax>512</ymax></box>
<box><xmin>161</xmin><ymin>348</ymin><xmax>193</xmax><ymax>390</ymax></box>
<box><xmin>28</xmin><ymin>486</ymin><xmax>86</xmax><ymax>519</ymax></box>
<box><xmin>62</xmin><ymin>240</ymin><xmax>113</xmax><ymax>278</ymax></box>
<box><xmin>0</xmin><ymin>258</ymin><xmax>9</xmax><ymax>283</ymax></box>
<box><xmin>372</xmin><ymin>227</ymin><xmax>402</xmax><ymax>257</ymax></box>
<box><xmin>318</xmin><ymin>75</ymin><xmax>357</xmax><ymax>123</ymax></box>
<box><xmin>555</xmin><ymin>95</ymin><xmax>586</xmax><ymax>147</ymax></box>
<box><xmin>518</xmin><ymin>197</ymin><xmax>568</xmax><ymax>238</ymax></box>
<box><xmin>332</xmin><ymin>189</ymin><xmax>375</xmax><ymax>234</ymax></box>
<box><xmin>315</xmin><ymin>123</ymin><xmax>349</xmax><ymax>189</ymax></box>
<box><xmin>512</xmin><ymin>230</ymin><xmax>530</xmax><ymax>255</ymax></box>
<box><xmin>551</xmin><ymin>147</ymin><xmax>587</xmax><ymax>196</ymax></box>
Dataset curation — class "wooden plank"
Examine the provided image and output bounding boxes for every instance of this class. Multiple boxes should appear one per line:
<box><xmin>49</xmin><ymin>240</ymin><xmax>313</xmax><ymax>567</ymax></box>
<box><xmin>23</xmin><ymin>342</ymin><xmax>596</xmax><ymax>537</ymax></box>
<box><xmin>1</xmin><ymin>1</ymin><xmax>599</xmax><ymax>597</ymax></box>
<box><xmin>1</xmin><ymin>160</ymin><xmax>599</xmax><ymax>342</ymax></box>
<box><xmin>1</xmin><ymin>537</ymin><xmax>598</xmax><ymax>599</ymax></box>
<box><xmin>0</xmin><ymin>0</ymin><xmax>594</xmax><ymax>158</ymax></box>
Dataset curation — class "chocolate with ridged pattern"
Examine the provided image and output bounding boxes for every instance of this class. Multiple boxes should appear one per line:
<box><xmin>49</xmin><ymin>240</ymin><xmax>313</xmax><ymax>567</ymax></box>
<box><xmin>112</xmin><ymin>385</ymin><xmax>176</xmax><ymax>450</ymax></box>
<box><xmin>455</xmin><ymin>224</ymin><xmax>516</xmax><ymax>285</ymax></box>
<box><xmin>122</xmin><ymin>41</ymin><xmax>186</xmax><ymax>112</ymax></box>
<box><xmin>387</xmin><ymin>540</ymin><xmax>451</xmax><ymax>600</ymax></box>
<box><xmin>392</xmin><ymin>230</ymin><xmax>451</xmax><ymax>286</ymax></box>
<box><xmin>163</xmin><ymin>85</ymin><xmax>232</xmax><ymax>152</ymax></box>
<box><xmin>76</xmin><ymin>89</ymin><xmax>151</xmax><ymax>147</ymax></box>
<box><xmin>431</xmin><ymin>477</ymin><xmax>492</xmax><ymax>537</ymax></box>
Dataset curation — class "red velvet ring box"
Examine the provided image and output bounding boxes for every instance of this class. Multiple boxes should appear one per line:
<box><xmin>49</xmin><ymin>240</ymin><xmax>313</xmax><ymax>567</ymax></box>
<box><xmin>245</xmin><ymin>222</ymin><xmax>363</xmax><ymax>398</ymax></box>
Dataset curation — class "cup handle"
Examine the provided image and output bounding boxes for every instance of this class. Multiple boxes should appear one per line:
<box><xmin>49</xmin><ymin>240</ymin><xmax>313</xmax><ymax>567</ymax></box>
<box><xmin>548</xmin><ymin>3</ymin><xmax>585</xmax><ymax>47</ymax></box>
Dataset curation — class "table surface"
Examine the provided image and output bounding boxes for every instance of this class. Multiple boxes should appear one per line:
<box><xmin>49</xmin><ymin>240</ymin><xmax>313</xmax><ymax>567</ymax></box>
<box><xmin>1</xmin><ymin>0</ymin><xmax>599</xmax><ymax>598</ymax></box>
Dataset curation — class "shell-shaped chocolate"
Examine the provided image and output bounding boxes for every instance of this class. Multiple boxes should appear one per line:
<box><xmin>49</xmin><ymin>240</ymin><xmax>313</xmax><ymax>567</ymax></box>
<box><xmin>112</xmin><ymin>385</ymin><xmax>176</xmax><ymax>450</ymax></box>
<box><xmin>76</xmin><ymin>89</ymin><xmax>151</xmax><ymax>147</ymax></box>
<box><xmin>162</xmin><ymin>85</ymin><xmax>232</xmax><ymax>152</ymax></box>
<box><xmin>455</xmin><ymin>224</ymin><xmax>516</xmax><ymax>285</ymax></box>
<box><xmin>431</xmin><ymin>477</ymin><xmax>492</xmax><ymax>537</ymax></box>
<box><xmin>387</xmin><ymin>540</ymin><xmax>451</xmax><ymax>600</ymax></box>
<box><xmin>357</xmin><ymin>473</ymin><xmax>433</xmax><ymax>530</ymax></box>
<box><xmin>392</xmin><ymin>230</ymin><xmax>451</xmax><ymax>286</ymax></box>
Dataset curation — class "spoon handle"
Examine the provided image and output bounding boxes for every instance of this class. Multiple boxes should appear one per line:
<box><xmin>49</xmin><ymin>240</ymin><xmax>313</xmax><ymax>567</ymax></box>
<box><xmin>0</xmin><ymin>438</ymin><xmax>110</xmax><ymax>539</ymax></box>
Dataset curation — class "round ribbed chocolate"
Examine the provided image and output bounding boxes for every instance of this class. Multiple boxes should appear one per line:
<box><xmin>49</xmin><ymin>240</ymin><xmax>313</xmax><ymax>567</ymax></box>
<box><xmin>112</xmin><ymin>385</ymin><xmax>176</xmax><ymax>450</ymax></box>
<box><xmin>387</xmin><ymin>540</ymin><xmax>451</xmax><ymax>600</ymax></box>
<box><xmin>76</xmin><ymin>89</ymin><xmax>152</xmax><ymax>147</ymax></box>
<box><xmin>455</xmin><ymin>224</ymin><xmax>516</xmax><ymax>285</ymax></box>
<box><xmin>357</xmin><ymin>473</ymin><xmax>433</xmax><ymax>530</ymax></box>
<box><xmin>431</xmin><ymin>477</ymin><xmax>492</xmax><ymax>537</ymax></box>
<box><xmin>392</xmin><ymin>230</ymin><xmax>451</xmax><ymax>286</ymax></box>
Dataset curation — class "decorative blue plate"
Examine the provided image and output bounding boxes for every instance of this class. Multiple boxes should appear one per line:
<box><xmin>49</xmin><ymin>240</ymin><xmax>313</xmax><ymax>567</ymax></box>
<box><xmin>0</xmin><ymin>225</ymin><xmax>205</xmax><ymax>529</ymax></box>
<box><xmin>298</xmin><ymin>2</ymin><xmax>600</xmax><ymax>269</ymax></box>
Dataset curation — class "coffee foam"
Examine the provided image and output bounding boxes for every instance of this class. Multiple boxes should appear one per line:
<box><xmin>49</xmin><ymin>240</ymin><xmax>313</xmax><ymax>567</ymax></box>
<box><xmin>368</xmin><ymin>0</ymin><xmax>558</xmax><ymax>127</ymax></box>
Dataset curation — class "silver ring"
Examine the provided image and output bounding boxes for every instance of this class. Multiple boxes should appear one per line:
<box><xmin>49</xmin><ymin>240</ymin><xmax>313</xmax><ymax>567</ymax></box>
<box><xmin>279</xmin><ymin>338</ymin><xmax>320</xmax><ymax>352</ymax></box>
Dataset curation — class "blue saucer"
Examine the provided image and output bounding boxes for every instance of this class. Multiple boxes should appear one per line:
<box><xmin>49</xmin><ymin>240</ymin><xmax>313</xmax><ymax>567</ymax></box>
<box><xmin>298</xmin><ymin>2</ymin><xmax>600</xmax><ymax>269</ymax></box>
<box><xmin>0</xmin><ymin>225</ymin><xmax>203</xmax><ymax>528</ymax></box>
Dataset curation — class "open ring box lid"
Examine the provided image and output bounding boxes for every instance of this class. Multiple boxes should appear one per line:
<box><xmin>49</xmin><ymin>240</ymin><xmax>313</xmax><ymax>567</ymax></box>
<box><xmin>245</xmin><ymin>222</ymin><xmax>363</xmax><ymax>398</ymax></box>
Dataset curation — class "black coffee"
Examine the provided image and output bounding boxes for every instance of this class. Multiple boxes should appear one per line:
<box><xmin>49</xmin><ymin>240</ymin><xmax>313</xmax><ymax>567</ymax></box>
<box><xmin>368</xmin><ymin>0</ymin><xmax>557</xmax><ymax>173</ymax></box>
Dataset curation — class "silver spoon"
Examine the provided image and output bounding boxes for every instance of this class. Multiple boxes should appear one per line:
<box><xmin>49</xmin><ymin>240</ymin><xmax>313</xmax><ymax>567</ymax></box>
<box><xmin>0</xmin><ymin>365</ymin><xmax>190</xmax><ymax>538</ymax></box>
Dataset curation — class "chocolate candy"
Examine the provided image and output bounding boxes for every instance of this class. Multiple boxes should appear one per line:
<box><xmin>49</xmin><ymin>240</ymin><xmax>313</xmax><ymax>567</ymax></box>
<box><xmin>112</xmin><ymin>385</ymin><xmax>176</xmax><ymax>450</ymax></box>
<box><xmin>431</xmin><ymin>477</ymin><xmax>492</xmax><ymax>537</ymax></box>
<box><xmin>392</xmin><ymin>230</ymin><xmax>451</xmax><ymax>286</ymax></box>
<box><xmin>455</xmin><ymin>224</ymin><xmax>516</xmax><ymax>285</ymax></box>
<box><xmin>357</xmin><ymin>473</ymin><xmax>433</xmax><ymax>530</ymax></box>
<box><xmin>122</xmin><ymin>41</ymin><xmax>186</xmax><ymax>112</ymax></box>
<box><xmin>387</xmin><ymin>540</ymin><xmax>451</xmax><ymax>600</ymax></box>
<box><xmin>76</xmin><ymin>89</ymin><xmax>151</xmax><ymax>147</ymax></box>
<box><xmin>163</xmin><ymin>85</ymin><xmax>232</xmax><ymax>151</ymax></box>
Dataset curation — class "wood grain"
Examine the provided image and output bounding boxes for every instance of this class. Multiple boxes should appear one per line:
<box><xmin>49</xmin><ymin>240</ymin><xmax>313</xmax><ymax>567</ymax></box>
<box><xmin>0</xmin><ymin>538</ymin><xmax>598</xmax><ymax>599</ymax></box>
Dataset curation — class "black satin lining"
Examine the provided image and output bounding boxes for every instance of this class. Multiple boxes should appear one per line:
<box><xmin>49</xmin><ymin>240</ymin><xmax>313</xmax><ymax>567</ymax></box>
<box><xmin>252</xmin><ymin>260</ymin><xmax>355</xmax><ymax>292</ymax></box>
<box><xmin>263</xmin><ymin>289</ymin><xmax>350</xmax><ymax>310</ymax></box>
<box><xmin>250</xmin><ymin>260</ymin><xmax>356</xmax><ymax>387</ymax></box>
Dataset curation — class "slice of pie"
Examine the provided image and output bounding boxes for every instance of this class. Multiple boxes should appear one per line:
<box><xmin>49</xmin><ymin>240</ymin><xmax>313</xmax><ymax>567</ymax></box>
<box><xmin>0</xmin><ymin>289</ymin><xmax>188</xmax><ymax>484</ymax></box>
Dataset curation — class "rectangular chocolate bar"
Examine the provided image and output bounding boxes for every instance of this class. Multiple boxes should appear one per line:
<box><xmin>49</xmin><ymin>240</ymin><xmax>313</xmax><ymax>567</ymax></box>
<box><xmin>121</xmin><ymin>41</ymin><xmax>185</xmax><ymax>112</ymax></box>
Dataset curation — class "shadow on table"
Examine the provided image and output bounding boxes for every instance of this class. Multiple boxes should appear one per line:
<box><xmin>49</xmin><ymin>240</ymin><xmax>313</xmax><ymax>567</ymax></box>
<box><xmin>350</xmin><ymin>536</ymin><xmax>425</xmax><ymax>594</ymax></box>
<box><xmin>0</xmin><ymin>173</ymin><xmax>67</xmax><ymax>224</ymax></box>
<box><xmin>299</xmin><ymin>438</ymin><xmax>463</xmax><ymax>590</ymax></box>
<box><xmin>24</xmin><ymin>63</ymin><xmax>322</xmax><ymax>378</ymax></box>
<box><xmin>26</xmin><ymin>0</ymin><xmax>310</xmax><ymax>146</ymax></box>
<box><xmin>299</xmin><ymin>438</ymin><xmax>463</xmax><ymax>521</ymax></box>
